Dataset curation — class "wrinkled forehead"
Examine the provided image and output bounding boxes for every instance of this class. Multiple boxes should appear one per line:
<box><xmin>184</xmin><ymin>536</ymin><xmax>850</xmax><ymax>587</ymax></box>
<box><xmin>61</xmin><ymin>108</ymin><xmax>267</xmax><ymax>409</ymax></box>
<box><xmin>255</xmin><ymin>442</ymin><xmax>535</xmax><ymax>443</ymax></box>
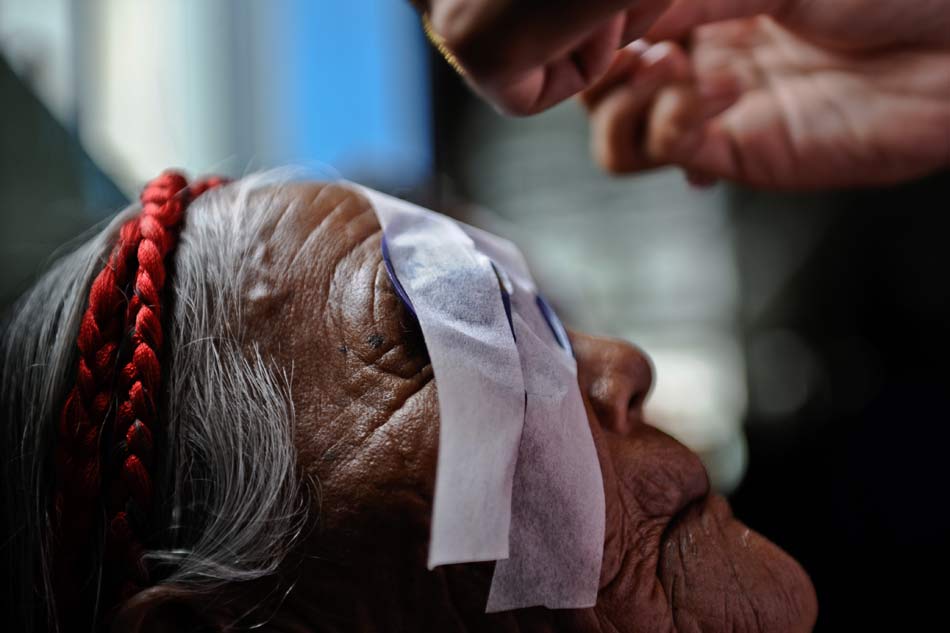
<box><xmin>228</xmin><ymin>178</ymin><xmax>569</xmax><ymax>367</ymax></box>
<box><xmin>192</xmin><ymin>180</ymin><xmax>395</xmax><ymax>374</ymax></box>
<box><xmin>232</xmin><ymin>181</ymin><xmax>458</xmax><ymax>307</ymax></box>
<box><xmin>248</xmin><ymin>181</ymin><xmax>383</xmax><ymax>274</ymax></box>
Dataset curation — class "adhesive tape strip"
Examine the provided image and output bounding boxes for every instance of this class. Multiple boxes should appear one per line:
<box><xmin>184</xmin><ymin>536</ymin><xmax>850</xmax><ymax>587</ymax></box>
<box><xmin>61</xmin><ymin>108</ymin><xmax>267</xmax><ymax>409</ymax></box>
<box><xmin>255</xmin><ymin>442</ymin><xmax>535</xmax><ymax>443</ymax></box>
<box><xmin>356</xmin><ymin>185</ymin><xmax>525</xmax><ymax>566</ymax></box>
<box><xmin>358</xmin><ymin>184</ymin><xmax>604</xmax><ymax>610</ymax></box>
<box><xmin>461</xmin><ymin>224</ymin><xmax>605</xmax><ymax>611</ymax></box>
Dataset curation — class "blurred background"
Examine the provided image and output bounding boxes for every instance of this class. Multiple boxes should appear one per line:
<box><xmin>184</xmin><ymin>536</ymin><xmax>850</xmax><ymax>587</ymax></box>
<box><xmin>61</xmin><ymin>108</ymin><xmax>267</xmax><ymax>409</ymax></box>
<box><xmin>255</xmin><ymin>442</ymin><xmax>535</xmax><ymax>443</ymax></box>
<box><xmin>2</xmin><ymin>1</ymin><xmax>948</xmax><ymax>630</ymax></box>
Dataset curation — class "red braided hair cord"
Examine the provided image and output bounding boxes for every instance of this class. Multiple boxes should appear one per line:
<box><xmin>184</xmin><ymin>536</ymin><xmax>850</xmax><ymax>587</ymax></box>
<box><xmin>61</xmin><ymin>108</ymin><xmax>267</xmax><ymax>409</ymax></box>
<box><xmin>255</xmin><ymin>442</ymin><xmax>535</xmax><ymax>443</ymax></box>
<box><xmin>53</xmin><ymin>171</ymin><xmax>227</xmax><ymax>624</ymax></box>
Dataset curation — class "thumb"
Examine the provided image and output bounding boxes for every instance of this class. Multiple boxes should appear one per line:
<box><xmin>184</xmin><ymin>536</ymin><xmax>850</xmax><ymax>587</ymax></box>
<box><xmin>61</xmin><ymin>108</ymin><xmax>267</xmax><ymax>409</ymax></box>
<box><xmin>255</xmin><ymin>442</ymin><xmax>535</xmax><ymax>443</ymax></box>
<box><xmin>646</xmin><ymin>0</ymin><xmax>789</xmax><ymax>41</ymax></box>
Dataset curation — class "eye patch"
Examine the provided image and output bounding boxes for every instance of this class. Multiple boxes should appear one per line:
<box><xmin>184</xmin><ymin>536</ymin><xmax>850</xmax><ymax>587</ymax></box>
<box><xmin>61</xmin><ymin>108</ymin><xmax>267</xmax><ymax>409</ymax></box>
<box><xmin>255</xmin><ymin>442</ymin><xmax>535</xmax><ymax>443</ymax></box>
<box><xmin>536</xmin><ymin>293</ymin><xmax>572</xmax><ymax>355</ymax></box>
<box><xmin>383</xmin><ymin>234</ymin><xmax>518</xmax><ymax>339</ymax></box>
<box><xmin>360</xmin><ymin>184</ymin><xmax>604</xmax><ymax>613</ymax></box>
<box><xmin>381</xmin><ymin>235</ymin><xmax>417</xmax><ymax>319</ymax></box>
<box><xmin>384</xmin><ymin>235</ymin><xmax>571</xmax><ymax>355</ymax></box>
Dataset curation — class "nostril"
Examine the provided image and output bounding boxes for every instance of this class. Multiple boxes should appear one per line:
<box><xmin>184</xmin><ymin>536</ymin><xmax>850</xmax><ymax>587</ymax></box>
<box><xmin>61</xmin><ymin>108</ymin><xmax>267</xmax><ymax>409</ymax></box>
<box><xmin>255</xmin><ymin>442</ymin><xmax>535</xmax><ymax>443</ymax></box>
<box><xmin>626</xmin><ymin>350</ymin><xmax>653</xmax><ymax>418</ymax></box>
<box><xmin>589</xmin><ymin>375</ymin><xmax>649</xmax><ymax>436</ymax></box>
<box><xmin>598</xmin><ymin>344</ymin><xmax>654</xmax><ymax>435</ymax></box>
<box><xmin>573</xmin><ymin>333</ymin><xmax>655</xmax><ymax>435</ymax></box>
<box><xmin>627</xmin><ymin>389</ymin><xmax>647</xmax><ymax>421</ymax></box>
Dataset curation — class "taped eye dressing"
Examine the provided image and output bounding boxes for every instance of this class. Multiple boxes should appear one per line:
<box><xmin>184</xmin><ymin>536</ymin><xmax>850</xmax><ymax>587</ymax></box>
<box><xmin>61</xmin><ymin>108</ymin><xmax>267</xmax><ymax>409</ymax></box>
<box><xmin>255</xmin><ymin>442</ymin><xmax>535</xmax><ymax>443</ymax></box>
<box><xmin>359</xmin><ymin>184</ymin><xmax>605</xmax><ymax>612</ymax></box>
<box><xmin>381</xmin><ymin>235</ymin><xmax>416</xmax><ymax>319</ymax></box>
<box><xmin>536</xmin><ymin>294</ymin><xmax>573</xmax><ymax>355</ymax></box>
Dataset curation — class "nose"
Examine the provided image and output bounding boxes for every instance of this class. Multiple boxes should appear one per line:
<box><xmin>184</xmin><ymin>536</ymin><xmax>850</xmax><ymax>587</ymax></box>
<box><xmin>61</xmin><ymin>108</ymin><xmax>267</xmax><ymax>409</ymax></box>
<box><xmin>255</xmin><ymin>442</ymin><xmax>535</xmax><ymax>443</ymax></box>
<box><xmin>571</xmin><ymin>332</ymin><xmax>654</xmax><ymax>435</ymax></box>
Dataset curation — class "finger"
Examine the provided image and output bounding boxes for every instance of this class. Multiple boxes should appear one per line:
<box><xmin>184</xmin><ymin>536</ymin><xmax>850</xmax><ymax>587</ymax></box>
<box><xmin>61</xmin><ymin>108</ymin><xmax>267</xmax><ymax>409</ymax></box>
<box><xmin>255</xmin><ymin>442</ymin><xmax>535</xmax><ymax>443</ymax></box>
<box><xmin>588</xmin><ymin>44</ymin><xmax>691</xmax><ymax>173</ymax></box>
<box><xmin>590</xmin><ymin>81</ymin><xmax>661</xmax><ymax>173</ymax></box>
<box><xmin>684</xmin><ymin>168</ymin><xmax>719</xmax><ymax>188</ymax></box>
<box><xmin>541</xmin><ymin>14</ymin><xmax>629</xmax><ymax>111</ymax></box>
<box><xmin>646</xmin><ymin>0</ymin><xmax>787</xmax><ymax>41</ymax></box>
<box><xmin>641</xmin><ymin>40</ymin><xmax>693</xmax><ymax>82</ymax></box>
<box><xmin>582</xmin><ymin>40</ymin><xmax>691</xmax><ymax>111</ymax></box>
<box><xmin>644</xmin><ymin>84</ymin><xmax>704</xmax><ymax>164</ymax></box>
<box><xmin>619</xmin><ymin>0</ymin><xmax>680</xmax><ymax>45</ymax></box>
<box><xmin>431</xmin><ymin>0</ymin><xmax>641</xmax><ymax>80</ymax></box>
<box><xmin>643</xmin><ymin>76</ymin><xmax>742</xmax><ymax>166</ymax></box>
<box><xmin>577</xmin><ymin>13</ymin><xmax>629</xmax><ymax>84</ymax></box>
<box><xmin>696</xmin><ymin>69</ymin><xmax>747</xmax><ymax>103</ymax></box>
<box><xmin>479</xmin><ymin>13</ymin><xmax>627</xmax><ymax>115</ymax></box>
<box><xmin>655</xmin><ymin>90</ymin><xmax>795</xmax><ymax>188</ymax></box>
<box><xmin>580</xmin><ymin>40</ymin><xmax>650</xmax><ymax>110</ymax></box>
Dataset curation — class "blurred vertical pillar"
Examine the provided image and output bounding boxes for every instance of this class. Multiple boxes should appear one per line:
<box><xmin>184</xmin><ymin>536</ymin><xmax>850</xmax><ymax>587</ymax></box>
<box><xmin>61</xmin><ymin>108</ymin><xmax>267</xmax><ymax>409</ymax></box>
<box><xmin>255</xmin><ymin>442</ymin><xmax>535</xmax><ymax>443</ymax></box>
<box><xmin>75</xmin><ymin>0</ymin><xmax>234</xmax><ymax>192</ymax></box>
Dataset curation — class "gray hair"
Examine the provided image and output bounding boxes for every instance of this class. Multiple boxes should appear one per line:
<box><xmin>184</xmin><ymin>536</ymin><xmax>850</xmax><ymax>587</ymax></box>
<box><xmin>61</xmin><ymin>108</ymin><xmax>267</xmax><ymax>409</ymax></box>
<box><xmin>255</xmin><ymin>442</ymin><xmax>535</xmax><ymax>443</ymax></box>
<box><xmin>0</xmin><ymin>173</ymin><xmax>309</xmax><ymax>632</ymax></box>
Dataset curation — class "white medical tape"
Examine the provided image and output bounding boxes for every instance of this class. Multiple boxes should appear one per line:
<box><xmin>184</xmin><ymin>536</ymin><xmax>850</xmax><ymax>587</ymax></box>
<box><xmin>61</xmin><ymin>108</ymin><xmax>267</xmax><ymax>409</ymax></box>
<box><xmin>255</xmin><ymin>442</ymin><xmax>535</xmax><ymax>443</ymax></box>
<box><xmin>461</xmin><ymin>225</ymin><xmax>605</xmax><ymax>611</ymax></box>
<box><xmin>355</xmin><ymin>185</ymin><xmax>525</xmax><ymax>566</ymax></box>
<box><xmin>353</xmin><ymin>184</ymin><xmax>605</xmax><ymax>611</ymax></box>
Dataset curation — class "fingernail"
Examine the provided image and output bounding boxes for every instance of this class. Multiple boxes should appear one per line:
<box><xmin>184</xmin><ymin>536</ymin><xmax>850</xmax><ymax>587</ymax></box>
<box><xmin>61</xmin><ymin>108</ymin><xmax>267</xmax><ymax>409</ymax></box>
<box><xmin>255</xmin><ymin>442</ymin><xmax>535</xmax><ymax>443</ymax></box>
<box><xmin>626</xmin><ymin>39</ymin><xmax>651</xmax><ymax>55</ymax></box>
<box><xmin>641</xmin><ymin>41</ymin><xmax>675</xmax><ymax>67</ymax></box>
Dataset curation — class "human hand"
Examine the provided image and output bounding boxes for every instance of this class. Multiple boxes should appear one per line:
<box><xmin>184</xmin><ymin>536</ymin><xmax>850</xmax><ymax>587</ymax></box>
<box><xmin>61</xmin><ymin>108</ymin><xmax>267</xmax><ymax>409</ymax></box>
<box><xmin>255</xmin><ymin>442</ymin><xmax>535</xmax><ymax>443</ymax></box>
<box><xmin>418</xmin><ymin>0</ymin><xmax>674</xmax><ymax>115</ymax></box>
<box><xmin>583</xmin><ymin>1</ymin><xmax>950</xmax><ymax>189</ymax></box>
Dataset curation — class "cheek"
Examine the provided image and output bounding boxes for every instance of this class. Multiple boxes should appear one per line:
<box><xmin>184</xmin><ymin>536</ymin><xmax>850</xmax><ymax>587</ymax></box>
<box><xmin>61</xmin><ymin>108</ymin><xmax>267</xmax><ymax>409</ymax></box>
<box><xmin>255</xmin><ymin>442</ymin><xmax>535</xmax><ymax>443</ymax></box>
<box><xmin>606</xmin><ymin>425</ymin><xmax>708</xmax><ymax>521</ymax></box>
<box><xmin>299</xmin><ymin>247</ymin><xmax>434</xmax><ymax>525</ymax></box>
<box><xmin>580</xmin><ymin>393</ymin><xmax>629</xmax><ymax>587</ymax></box>
<box><xmin>592</xmin><ymin>411</ymin><xmax>710</xmax><ymax>587</ymax></box>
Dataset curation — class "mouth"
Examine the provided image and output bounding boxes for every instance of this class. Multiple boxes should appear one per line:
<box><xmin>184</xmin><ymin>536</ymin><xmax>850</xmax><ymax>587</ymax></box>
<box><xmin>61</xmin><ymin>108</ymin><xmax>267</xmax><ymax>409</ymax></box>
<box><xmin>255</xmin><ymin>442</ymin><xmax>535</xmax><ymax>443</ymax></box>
<box><xmin>655</xmin><ymin>491</ymin><xmax>728</xmax><ymax>609</ymax></box>
<box><xmin>659</xmin><ymin>492</ymin><xmax>733</xmax><ymax>550</ymax></box>
<box><xmin>655</xmin><ymin>494</ymin><xmax>817</xmax><ymax>633</ymax></box>
<box><xmin>657</xmin><ymin>494</ymin><xmax>749</xmax><ymax>630</ymax></box>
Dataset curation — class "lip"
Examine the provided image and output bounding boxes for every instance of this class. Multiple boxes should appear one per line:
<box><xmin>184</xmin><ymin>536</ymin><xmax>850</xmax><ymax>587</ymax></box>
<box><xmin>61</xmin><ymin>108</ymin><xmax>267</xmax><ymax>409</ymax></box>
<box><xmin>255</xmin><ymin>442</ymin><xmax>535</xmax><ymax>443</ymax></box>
<box><xmin>661</xmin><ymin>493</ymin><xmax>733</xmax><ymax>546</ymax></box>
<box><xmin>655</xmin><ymin>493</ymin><xmax>732</xmax><ymax>627</ymax></box>
<box><xmin>657</xmin><ymin>491</ymin><xmax>736</xmax><ymax>570</ymax></box>
<box><xmin>655</xmin><ymin>462</ymin><xmax>715</xmax><ymax>558</ymax></box>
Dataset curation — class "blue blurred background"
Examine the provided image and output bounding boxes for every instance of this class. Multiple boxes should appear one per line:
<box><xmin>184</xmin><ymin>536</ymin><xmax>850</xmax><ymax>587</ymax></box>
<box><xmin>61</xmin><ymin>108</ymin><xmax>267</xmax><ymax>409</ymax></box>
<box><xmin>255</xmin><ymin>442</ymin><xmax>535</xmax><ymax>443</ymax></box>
<box><xmin>0</xmin><ymin>0</ymin><xmax>432</xmax><ymax>189</ymax></box>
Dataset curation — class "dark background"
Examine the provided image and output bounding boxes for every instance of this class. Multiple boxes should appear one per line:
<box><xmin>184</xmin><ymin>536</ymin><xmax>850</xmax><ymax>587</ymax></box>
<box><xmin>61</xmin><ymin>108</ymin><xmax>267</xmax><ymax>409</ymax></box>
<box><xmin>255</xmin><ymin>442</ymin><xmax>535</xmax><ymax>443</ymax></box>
<box><xmin>729</xmin><ymin>176</ymin><xmax>950</xmax><ymax>629</ymax></box>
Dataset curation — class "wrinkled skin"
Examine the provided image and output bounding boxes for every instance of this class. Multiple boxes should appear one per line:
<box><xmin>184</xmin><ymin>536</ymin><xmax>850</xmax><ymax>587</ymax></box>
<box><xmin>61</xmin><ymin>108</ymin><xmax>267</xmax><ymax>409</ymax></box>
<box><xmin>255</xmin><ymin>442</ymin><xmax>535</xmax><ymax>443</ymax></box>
<box><xmin>415</xmin><ymin>0</ymin><xmax>950</xmax><ymax>187</ymax></box>
<box><xmin>211</xmin><ymin>183</ymin><xmax>815</xmax><ymax>632</ymax></box>
<box><xmin>584</xmin><ymin>2</ymin><xmax>950</xmax><ymax>189</ymax></box>
<box><xmin>419</xmin><ymin>0</ymin><xmax>670</xmax><ymax>115</ymax></box>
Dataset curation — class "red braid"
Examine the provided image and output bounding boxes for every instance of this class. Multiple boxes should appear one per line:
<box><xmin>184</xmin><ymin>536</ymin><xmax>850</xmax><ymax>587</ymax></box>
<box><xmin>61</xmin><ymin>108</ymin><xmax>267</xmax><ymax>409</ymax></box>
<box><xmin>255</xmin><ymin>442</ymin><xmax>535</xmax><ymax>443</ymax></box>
<box><xmin>52</xmin><ymin>171</ymin><xmax>227</xmax><ymax>626</ymax></box>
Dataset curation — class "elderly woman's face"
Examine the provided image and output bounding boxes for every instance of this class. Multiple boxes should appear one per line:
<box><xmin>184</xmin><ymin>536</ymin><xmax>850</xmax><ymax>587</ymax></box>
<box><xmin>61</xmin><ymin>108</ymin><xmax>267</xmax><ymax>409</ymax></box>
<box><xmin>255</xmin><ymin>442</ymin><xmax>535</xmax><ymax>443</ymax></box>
<box><xmin>245</xmin><ymin>183</ymin><xmax>816</xmax><ymax>632</ymax></box>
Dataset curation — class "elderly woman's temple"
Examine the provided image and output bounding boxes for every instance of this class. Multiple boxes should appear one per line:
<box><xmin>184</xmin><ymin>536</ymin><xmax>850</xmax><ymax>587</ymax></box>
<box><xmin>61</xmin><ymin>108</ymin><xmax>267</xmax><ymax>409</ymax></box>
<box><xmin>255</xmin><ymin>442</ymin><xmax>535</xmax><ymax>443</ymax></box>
<box><xmin>0</xmin><ymin>172</ymin><xmax>816</xmax><ymax>632</ymax></box>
